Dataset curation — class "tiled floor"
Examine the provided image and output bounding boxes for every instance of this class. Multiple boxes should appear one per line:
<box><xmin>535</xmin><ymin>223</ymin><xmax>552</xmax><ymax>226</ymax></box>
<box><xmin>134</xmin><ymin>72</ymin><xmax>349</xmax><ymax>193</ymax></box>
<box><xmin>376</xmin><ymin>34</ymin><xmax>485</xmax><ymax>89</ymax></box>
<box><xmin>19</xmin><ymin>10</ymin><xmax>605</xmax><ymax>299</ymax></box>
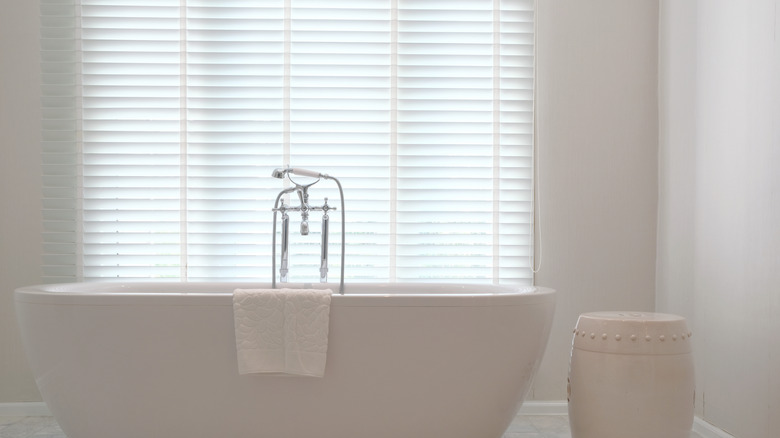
<box><xmin>0</xmin><ymin>414</ymin><xmax>703</xmax><ymax>438</ymax></box>
<box><xmin>0</xmin><ymin>416</ymin><xmax>63</xmax><ymax>438</ymax></box>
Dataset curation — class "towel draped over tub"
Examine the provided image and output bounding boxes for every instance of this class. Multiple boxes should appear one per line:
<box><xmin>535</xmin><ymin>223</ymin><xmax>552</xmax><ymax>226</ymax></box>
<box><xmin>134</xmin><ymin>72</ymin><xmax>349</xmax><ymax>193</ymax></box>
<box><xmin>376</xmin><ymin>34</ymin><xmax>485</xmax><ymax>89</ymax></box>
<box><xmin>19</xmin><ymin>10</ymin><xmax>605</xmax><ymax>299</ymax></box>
<box><xmin>232</xmin><ymin>288</ymin><xmax>332</xmax><ymax>377</ymax></box>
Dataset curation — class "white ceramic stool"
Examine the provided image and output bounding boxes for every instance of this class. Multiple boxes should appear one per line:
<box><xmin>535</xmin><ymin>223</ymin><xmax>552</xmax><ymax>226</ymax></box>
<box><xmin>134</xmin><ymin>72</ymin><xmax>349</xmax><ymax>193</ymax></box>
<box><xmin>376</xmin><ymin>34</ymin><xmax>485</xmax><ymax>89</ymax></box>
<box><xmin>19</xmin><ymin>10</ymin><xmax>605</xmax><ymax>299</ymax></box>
<box><xmin>568</xmin><ymin>312</ymin><xmax>694</xmax><ymax>438</ymax></box>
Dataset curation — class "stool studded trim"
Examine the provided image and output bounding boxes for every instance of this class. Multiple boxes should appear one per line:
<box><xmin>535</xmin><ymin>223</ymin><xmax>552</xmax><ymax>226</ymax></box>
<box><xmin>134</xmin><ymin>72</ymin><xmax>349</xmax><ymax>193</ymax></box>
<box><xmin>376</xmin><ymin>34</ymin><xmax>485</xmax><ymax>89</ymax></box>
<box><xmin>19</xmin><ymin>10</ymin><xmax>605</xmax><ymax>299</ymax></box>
<box><xmin>571</xmin><ymin>312</ymin><xmax>692</xmax><ymax>355</ymax></box>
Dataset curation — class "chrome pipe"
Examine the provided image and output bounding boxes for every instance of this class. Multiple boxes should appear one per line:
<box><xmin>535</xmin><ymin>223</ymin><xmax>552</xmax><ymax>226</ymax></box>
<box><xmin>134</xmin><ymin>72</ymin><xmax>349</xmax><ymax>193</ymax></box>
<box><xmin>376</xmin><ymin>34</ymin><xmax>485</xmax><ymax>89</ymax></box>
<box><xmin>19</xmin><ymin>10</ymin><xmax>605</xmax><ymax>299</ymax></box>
<box><xmin>271</xmin><ymin>186</ymin><xmax>296</xmax><ymax>289</ymax></box>
<box><xmin>320</xmin><ymin>212</ymin><xmax>329</xmax><ymax>283</ymax></box>
<box><xmin>280</xmin><ymin>211</ymin><xmax>289</xmax><ymax>283</ymax></box>
<box><xmin>323</xmin><ymin>175</ymin><xmax>346</xmax><ymax>295</ymax></box>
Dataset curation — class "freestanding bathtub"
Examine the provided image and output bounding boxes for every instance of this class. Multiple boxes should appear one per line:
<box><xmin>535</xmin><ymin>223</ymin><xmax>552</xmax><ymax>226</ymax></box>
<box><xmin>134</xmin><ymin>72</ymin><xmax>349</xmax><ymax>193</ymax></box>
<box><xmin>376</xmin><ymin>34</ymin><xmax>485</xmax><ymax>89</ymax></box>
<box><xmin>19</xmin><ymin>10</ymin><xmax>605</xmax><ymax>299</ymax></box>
<box><xmin>15</xmin><ymin>282</ymin><xmax>555</xmax><ymax>438</ymax></box>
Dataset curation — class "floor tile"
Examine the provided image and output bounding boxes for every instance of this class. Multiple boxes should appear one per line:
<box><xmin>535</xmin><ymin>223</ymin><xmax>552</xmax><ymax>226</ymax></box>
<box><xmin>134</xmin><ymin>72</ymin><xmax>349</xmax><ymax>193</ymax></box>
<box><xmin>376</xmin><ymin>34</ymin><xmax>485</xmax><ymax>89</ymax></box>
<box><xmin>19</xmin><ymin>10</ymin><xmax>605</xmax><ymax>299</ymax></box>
<box><xmin>505</xmin><ymin>416</ymin><xmax>539</xmax><ymax>433</ymax></box>
<box><xmin>0</xmin><ymin>414</ymin><xmax>706</xmax><ymax>438</ymax></box>
<box><xmin>526</xmin><ymin>415</ymin><xmax>571</xmax><ymax>434</ymax></box>
<box><xmin>0</xmin><ymin>417</ymin><xmax>49</xmax><ymax>438</ymax></box>
<box><xmin>0</xmin><ymin>418</ymin><xmax>24</xmax><ymax>427</ymax></box>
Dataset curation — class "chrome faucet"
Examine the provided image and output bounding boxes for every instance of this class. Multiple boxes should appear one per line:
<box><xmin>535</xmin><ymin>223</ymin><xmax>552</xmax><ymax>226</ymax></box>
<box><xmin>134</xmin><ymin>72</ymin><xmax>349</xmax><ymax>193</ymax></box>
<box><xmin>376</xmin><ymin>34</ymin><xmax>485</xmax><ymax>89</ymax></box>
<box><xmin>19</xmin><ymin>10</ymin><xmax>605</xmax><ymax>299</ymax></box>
<box><xmin>271</xmin><ymin>167</ymin><xmax>346</xmax><ymax>294</ymax></box>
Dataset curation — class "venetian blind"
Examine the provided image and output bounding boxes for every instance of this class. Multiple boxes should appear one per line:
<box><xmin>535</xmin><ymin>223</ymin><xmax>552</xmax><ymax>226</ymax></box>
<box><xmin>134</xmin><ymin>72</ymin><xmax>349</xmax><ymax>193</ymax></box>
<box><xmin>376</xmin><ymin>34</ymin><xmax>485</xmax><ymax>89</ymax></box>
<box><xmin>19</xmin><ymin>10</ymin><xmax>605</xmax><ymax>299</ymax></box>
<box><xmin>40</xmin><ymin>0</ymin><xmax>535</xmax><ymax>284</ymax></box>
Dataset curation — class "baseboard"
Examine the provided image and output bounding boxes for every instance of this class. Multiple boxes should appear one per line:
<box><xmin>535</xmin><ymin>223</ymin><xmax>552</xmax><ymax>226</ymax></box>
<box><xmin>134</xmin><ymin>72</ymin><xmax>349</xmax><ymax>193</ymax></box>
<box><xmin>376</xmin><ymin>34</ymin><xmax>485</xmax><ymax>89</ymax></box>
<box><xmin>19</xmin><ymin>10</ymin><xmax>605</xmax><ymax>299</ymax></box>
<box><xmin>0</xmin><ymin>399</ymin><xmax>737</xmax><ymax>438</ymax></box>
<box><xmin>693</xmin><ymin>417</ymin><xmax>736</xmax><ymax>438</ymax></box>
<box><xmin>0</xmin><ymin>402</ymin><xmax>51</xmax><ymax>417</ymax></box>
<box><xmin>519</xmin><ymin>401</ymin><xmax>735</xmax><ymax>438</ymax></box>
<box><xmin>517</xmin><ymin>400</ymin><xmax>569</xmax><ymax>415</ymax></box>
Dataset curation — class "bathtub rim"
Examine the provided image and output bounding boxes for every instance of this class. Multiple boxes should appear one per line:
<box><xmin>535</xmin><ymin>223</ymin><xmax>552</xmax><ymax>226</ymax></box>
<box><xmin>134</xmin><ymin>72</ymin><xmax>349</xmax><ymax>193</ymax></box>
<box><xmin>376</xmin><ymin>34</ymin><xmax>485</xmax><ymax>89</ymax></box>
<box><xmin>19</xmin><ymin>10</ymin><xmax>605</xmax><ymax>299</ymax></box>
<box><xmin>15</xmin><ymin>282</ymin><xmax>555</xmax><ymax>308</ymax></box>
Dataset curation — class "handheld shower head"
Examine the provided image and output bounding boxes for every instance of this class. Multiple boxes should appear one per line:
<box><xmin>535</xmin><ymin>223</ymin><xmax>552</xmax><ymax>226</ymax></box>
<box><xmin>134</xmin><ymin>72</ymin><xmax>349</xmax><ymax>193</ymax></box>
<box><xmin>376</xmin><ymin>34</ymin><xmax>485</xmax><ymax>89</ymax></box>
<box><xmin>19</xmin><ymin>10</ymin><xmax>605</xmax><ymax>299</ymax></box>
<box><xmin>272</xmin><ymin>166</ymin><xmax>328</xmax><ymax>179</ymax></box>
<box><xmin>271</xmin><ymin>168</ymin><xmax>289</xmax><ymax>179</ymax></box>
<box><xmin>287</xmin><ymin>167</ymin><xmax>322</xmax><ymax>178</ymax></box>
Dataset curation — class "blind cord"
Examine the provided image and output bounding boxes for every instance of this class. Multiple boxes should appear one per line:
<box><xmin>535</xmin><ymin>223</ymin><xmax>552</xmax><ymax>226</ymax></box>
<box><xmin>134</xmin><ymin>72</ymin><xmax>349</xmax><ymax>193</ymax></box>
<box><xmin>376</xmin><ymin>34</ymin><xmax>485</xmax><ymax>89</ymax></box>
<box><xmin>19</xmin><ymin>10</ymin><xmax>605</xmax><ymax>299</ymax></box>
<box><xmin>531</xmin><ymin>0</ymin><xmax>543</xmax><ymax>276</ymax></box>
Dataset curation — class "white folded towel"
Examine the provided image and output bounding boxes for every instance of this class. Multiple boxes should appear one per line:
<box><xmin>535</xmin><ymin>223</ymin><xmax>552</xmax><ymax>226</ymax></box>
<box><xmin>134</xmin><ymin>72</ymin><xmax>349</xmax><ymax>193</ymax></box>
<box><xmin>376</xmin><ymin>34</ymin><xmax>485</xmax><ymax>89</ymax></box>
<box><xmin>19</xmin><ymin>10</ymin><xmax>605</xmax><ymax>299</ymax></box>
<box><xmin>232</xmin><ymin>288</ymin><xmax>332</xmax><ymax>377</ymax></box>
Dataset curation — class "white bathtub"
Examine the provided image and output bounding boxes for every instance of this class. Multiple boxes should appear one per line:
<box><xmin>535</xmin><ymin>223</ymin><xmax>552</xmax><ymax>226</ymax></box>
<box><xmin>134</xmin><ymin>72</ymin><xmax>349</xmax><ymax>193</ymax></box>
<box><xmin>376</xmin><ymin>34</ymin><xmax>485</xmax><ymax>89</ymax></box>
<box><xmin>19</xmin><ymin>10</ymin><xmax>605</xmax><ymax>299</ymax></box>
<box><xmin>15</xmin><ymin>282</ymin><xmax>555</xmax><ymax>438</ymax></box>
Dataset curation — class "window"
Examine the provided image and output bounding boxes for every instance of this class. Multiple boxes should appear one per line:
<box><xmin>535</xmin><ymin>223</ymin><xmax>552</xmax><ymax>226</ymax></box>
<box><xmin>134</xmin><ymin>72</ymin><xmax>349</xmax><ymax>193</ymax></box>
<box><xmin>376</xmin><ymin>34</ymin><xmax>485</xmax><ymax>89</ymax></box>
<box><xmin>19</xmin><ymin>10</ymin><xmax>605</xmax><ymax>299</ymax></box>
<box><xmin>41</xmin><ymin>0</ymin><xmax>535</xmax><ymax>284</ymax></box>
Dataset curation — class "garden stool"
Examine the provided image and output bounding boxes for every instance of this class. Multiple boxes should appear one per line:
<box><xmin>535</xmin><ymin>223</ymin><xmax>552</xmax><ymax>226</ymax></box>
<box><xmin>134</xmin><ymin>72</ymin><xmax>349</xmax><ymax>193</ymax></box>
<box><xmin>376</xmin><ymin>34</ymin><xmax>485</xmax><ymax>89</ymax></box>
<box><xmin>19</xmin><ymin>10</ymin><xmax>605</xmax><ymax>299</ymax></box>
<box><xmin>568</xmin><ymin>312</ymin><xmax>694</xmax><ymax>438</ymax></box>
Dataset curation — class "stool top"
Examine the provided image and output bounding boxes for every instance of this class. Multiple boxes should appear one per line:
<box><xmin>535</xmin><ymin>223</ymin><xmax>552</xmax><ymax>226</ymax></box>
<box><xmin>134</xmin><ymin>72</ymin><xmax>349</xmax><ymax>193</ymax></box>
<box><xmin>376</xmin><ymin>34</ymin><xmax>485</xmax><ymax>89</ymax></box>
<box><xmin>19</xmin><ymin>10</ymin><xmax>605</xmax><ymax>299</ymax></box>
<box><xmin>582</xmin><ymin>311</ymin><xmax>684</xmax><ymax>322</ymax></box>
<box><xmin>572</xmin><ymin>311</ymin><xmax>692</xmax><ymax>355</ymax></box>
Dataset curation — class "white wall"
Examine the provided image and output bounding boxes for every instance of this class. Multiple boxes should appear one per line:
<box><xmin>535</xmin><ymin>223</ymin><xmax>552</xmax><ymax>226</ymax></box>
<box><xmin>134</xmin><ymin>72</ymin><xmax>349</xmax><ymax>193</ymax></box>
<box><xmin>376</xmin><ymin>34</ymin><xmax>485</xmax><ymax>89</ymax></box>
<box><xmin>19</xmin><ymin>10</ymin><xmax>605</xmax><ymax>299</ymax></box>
<box><xmin>531</xmin><ymin>0</ymin><xmax>659</xmax><ymax>399</ymax></box>
<box><xmin>0</xmin><ymin>0</ymin><xmax>45</xmax><ymax>402</ymax></box>
<box><xmin>0</xmin><ymin>0</ymin><xmax>661</xmax><ymax>404</ymax></box>
<box><xmin>658</xmin><ymin>1</ymin><xmax>780</xmax><ymax>437</ymax></box>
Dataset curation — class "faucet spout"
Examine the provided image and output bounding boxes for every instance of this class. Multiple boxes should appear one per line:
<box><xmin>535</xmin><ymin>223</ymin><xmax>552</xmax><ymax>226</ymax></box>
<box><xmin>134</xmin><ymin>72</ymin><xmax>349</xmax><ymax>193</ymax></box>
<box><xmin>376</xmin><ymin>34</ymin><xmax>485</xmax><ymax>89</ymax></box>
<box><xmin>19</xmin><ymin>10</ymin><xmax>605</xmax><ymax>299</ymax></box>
<box><xmin>300</xmin><ymin>216</ymin><xmax>309</xmax><ymax>236</ymax></box>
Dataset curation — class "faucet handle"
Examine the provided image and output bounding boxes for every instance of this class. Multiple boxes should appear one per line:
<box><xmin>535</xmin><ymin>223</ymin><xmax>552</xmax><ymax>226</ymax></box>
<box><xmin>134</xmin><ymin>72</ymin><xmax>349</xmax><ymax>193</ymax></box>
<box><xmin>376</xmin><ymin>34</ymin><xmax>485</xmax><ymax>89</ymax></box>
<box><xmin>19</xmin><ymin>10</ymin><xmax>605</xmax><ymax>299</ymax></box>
<box><xmin>322</xmin><ymin>197</ymin><xmax>336</xmax><ymax>215</ymax></box>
